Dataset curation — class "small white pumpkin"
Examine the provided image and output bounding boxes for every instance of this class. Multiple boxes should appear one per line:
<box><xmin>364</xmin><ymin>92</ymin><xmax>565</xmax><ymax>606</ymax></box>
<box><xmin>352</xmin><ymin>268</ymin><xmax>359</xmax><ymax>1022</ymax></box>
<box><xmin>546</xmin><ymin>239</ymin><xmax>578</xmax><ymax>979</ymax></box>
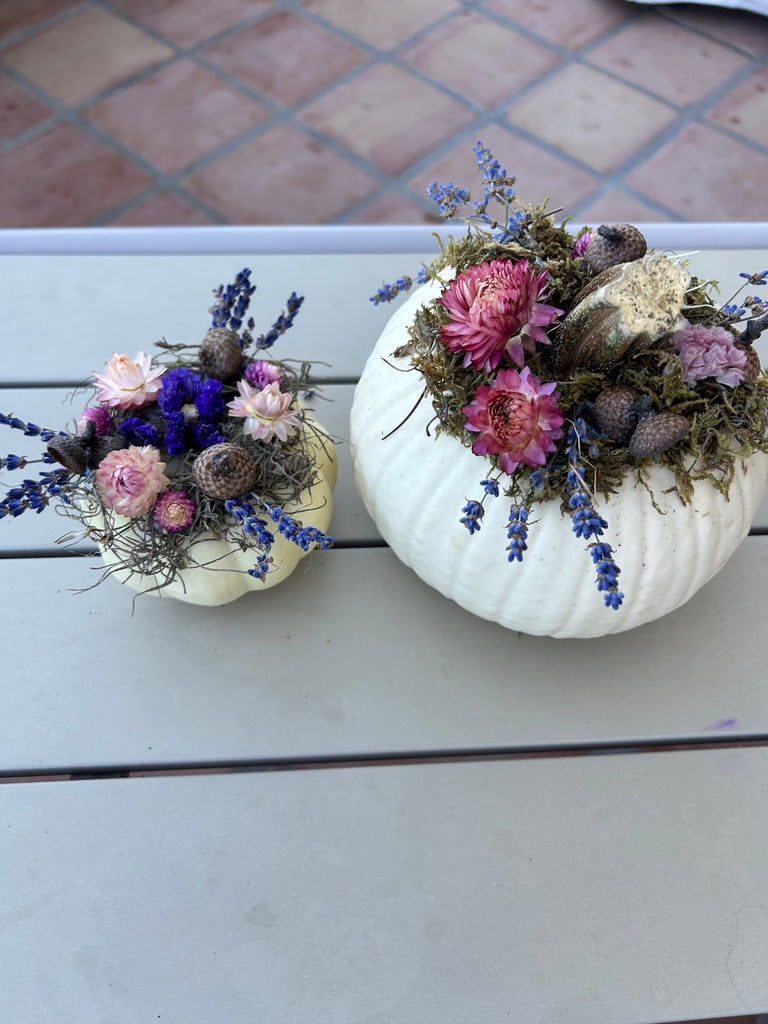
<box><xmin>97</xmin><ymin>415</ymin><xmax>337</xmax><ymax>606</ymax></box>
<box><xmin>351</xmin><ymin>279</ymin><xmax>768</xmax><ymax>638</ymax></box>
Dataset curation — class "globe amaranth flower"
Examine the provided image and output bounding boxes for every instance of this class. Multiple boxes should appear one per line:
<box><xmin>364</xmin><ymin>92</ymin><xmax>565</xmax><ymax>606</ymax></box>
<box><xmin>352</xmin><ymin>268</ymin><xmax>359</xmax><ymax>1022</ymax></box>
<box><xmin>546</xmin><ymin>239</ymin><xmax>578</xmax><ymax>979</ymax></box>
<box><xmin>439</xmin><ymin>259</ymin><xmax>562</xmax><ymax>372</ymax></box>
<box><xmin>153</xmin><ymin>490</ymin><xmax>196</xmax><ymax>532</ymax></box>
<box><xmin>227</xmin><ymin>379</ymin><xmax>301</xmax><ymax>443</ymax></box>
<box><xmin>463</xmin><ymin>366</ymin><xmax>565</xmax><ymax>475</ymax></box>
<box><xmin>93</xmin><ymin>352</ymin><xmax>167</xmax><ymax>410</ymax></box>
<box><xmin>672</xmin><ymin>321</ymin><xmax>747</xmax><ymax>388</ymax></box>
<box><xmin>95</xmin><ymin>445</ymin><xmax>170</xmax><ymax>517</ymax></box>
<box><xmin>245</xmin><ymin>359</ymin><xmax>283</xmax><ymax>390</ymax></box>
<box><xmin>78</xmin><ymin>405</ymin><xmax>112</xmax><ymax>436</ymax></box>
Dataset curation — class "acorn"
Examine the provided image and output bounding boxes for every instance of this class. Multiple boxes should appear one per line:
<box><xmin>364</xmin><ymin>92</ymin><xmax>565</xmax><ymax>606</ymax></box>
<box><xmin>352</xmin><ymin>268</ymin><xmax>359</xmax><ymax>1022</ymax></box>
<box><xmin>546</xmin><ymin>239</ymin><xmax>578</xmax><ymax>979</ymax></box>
<box><xmin>586</xmin><ymin>223</ymin><xmax>647</xmax><ymax>274</ymax></box>
<box><xmin>199</xmin><ymin>327</ymin><xmax>243</xmax><ymax>381</ymax></box>
<box><xmin>593</xmin><ymin>385</ymin><xmax>648</xmax><ymax>444</ymax></box>
<box><xmin>628</xmin><ymin>411</ymin><xmax>690</xmax><ymax>459</ymax></box>
<box><xmin>193</xmin><ymin>442</ymin><xmax>256</xmax><ymax>500</ymax></box>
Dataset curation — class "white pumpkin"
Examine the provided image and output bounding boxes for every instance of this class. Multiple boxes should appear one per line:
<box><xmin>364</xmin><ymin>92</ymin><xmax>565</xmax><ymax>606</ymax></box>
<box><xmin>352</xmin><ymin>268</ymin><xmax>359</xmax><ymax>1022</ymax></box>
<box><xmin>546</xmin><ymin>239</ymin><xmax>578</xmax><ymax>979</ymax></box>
<box><xmin>97</xmin><ymin>416</ymin><xmax>337</xmax><ymax>606</ymax></box>
<box><xmin>350</xmin><ymin>278</ymin><xmax>768</xmax><ymax>638</ymax></box>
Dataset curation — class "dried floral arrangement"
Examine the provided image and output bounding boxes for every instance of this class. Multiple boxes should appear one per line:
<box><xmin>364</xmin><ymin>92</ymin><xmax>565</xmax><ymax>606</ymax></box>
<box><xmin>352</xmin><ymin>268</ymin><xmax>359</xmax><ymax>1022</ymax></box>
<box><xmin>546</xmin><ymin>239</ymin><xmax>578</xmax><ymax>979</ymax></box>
<box><xmin>370</xmin><ymin>142</ymin><xmax>768</xmax><ymax>612</ymax></box>
<box><xmin>0</xmin><ymin>269</ymin><xmax>334</xmax><ymax>598</ymax></box>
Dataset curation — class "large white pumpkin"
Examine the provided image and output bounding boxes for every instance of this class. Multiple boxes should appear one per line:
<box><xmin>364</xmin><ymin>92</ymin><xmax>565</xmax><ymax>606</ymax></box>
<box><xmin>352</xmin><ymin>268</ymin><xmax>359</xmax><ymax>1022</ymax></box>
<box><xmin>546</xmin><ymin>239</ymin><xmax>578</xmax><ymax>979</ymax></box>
<box><xmin>351</xmin><ymin>279</ymin><xmax>768</xmax><ymax>638</ymax></box>
<box><xmin>97</xmin><ymin>416</ymin><xmax>337</xmax><ymax>606</ymax></box>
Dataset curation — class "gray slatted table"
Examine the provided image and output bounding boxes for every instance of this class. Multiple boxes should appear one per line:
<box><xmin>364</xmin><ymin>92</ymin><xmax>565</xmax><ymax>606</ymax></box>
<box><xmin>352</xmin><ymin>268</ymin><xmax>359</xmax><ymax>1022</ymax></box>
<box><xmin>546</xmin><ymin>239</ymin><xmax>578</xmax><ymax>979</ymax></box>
<box><xmin>1</xmin><ymin>225</ymin><xmax>767</xmax><ymax>1024</ymax></box>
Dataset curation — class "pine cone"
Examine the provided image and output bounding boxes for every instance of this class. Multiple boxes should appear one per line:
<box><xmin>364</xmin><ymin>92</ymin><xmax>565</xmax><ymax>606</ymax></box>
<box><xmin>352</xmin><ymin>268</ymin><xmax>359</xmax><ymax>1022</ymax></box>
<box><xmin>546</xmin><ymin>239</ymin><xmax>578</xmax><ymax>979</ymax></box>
<box><xmin>593</xmin><ymin>385</ymin><xmax>648</xmax><ymax>443</ymax></box>
<box><xmin>193</xmin><ymin>442</ymin><xmax>256</xmax><ymax>500</ymax></box>
<box><xmin>628</xmin><ymin>411</ymin><xmax>690</xmax><ymax>458</ymax></box>
<box><xmin>199</xmin><ymin>327</ymin><xmax>243</xmax><ymax>381</ymax></box>
<box><xmin>586</xmin><ymin>224</ymin><xmax>647</xmax><ymax>274</ymax></box>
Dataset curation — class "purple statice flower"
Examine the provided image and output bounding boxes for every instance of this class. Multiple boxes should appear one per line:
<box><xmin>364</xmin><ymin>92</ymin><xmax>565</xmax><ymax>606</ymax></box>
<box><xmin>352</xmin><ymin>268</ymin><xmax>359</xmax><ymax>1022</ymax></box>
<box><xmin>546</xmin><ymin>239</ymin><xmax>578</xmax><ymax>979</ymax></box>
<box><xmin>671</xmin><ymin>321</ymin><xmax>747</xmax><ymax>388</ymax></box>
<box><xmin>245</xmin><ymin>360</ymin><xmax>283</xmax><ymax>390</ymax></box>
<box><xmin>157</xmin><ymin>368</ymin><xmax>202</xmax><ymax>417</ymax></box>
<box><xmin>78</xmin><ymin>405</ymin><xmax>112</xmax><ymax>436</ymax></box>
<box><xmin>118</xmin><ymin>417</ymin><xmax>160</xmax><ymax>447</ymax></box>
<box><xmin>157</xmin><ymin>368</ymin><xmax>225</xmax><ymax>454</ymax></box>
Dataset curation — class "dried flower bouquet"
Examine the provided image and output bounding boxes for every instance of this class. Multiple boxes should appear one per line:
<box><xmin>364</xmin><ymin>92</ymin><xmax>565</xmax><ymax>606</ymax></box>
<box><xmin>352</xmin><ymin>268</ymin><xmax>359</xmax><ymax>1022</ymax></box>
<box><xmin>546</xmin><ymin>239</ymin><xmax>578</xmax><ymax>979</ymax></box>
<box><xmin>351</xmin><ymin>143</ymin><xmax>768</xmax><ymax>636</ymax></box>
<box><xmin>1</xmin><ymin>269</ymin><xmax>336</xmax><ymax>605</ymax></box>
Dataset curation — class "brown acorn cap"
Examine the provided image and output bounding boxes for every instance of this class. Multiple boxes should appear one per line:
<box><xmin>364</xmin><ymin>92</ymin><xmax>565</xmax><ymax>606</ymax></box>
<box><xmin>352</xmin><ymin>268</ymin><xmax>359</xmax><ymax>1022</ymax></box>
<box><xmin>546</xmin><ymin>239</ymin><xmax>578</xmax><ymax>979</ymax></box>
<box><xmin>586</xmin><ymin>224</ymin><xmax>647</xmax><ymax>274</ymax></box>
<box><xmin>593</xmin><ymin>385</ymin><xmax>645</xmax><ymax>444</ymax></box>
<box><xmin>46</xmin><ymin>435</ymin><xmax>87</xmax><ymax>475</ymax></box>
<box><xmin>193</xmin><ymin>442</ymin><xmax>257</xmax><ymax>500</ymax></box>
<box><xmin>628</xmin><ymin>411</ymin><xmax>690</xmax><ymax>459</ymax></box>
<box><xmin>735</xmin><ymin>342</ymin><xmax>761</xmax><ymax>383</ymax></box>
<box><xmin>199</xmin><ymin>327</ymin><xmax>243</xmax><ymax>381</ymax></box>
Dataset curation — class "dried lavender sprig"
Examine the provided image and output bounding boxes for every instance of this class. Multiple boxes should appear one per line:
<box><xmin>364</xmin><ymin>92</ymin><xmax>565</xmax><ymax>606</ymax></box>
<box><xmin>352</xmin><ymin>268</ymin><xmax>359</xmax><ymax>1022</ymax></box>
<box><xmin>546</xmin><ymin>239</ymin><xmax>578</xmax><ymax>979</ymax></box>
<box><xmin>566</xmin><ymin>419</ymin><xmax>623</xmax><ymax>609</ymax></box>
<box><xmin>0</xmin><ymin>412</ymin><xmax>64</xmax><ymax>441</ymax></box>
<box><xmin>255</xmin><ymin>496</ymin><xmax>333</xmax><ymax>552</ymax></box>
<box><xmin>426</xmin><ymin>180</ymin><xmax>471</xmax><ymax>219</ymax></box>
<box><xmin>210</xmin><ymin>268</ymin><xmax>256</xmax><ymax>331</ymax></box>
<box><xmin>254</xmin><ymin>292</ymin><xmax>305</xmax><ymax>350</ymax></box>
<box><xmin>459</xmin><ymin>499</ymin><xmax>484</xmax><ymax>534</ymax></box>
<box><xmin>224</xmin><ymin>496</ymin><xmax>275</xmax><ymax>549</ymax></box>
<box><xmin>506</xmin><ymin>504</ymin><xmax>529</xmax><ymax>563</ymax></box>
<box><xmin>0</xmin><ymin>468</ymin><xmax>71</xmax><ymax>519</ymax></box>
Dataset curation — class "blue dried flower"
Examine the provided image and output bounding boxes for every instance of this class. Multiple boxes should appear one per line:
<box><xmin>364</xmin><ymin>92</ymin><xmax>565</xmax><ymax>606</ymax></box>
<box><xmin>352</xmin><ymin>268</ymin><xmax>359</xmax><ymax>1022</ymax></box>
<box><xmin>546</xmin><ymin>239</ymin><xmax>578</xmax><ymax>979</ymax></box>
<box><xmin>460</xmin><ymin>499</ymin><xmax>484</xmax><ymax>534</ymax></box>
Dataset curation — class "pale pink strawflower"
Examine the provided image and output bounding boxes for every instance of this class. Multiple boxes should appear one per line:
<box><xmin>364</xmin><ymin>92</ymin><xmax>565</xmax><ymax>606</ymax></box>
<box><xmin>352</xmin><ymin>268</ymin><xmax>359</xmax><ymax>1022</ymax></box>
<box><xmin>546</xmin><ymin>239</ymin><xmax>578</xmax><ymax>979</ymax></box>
<box><xmin>245</xmin><ymin>359</ymin><xmax>283</xmax><ymax>390</ymax></box>
<box><xmin>95</xmin><ymin>445</ymin><xmax>170</xmax><ymax>517</ymax></box>
<box><xmin>462</xmin><ymin>366</ymin><xmax>565</xmax><ymax>475</ymax></box>
<box><xmin>153</xmin><ymin>490</ymin><xmax>196</xmax><ymax>532</ymax></box>
<box><xmin>78</xmin><ymin>405</ymin><xmax>112</xmax><ymax>436</ymax></box>
<box><xmin>93</xmin><ymin>351</ymin><xmax>167</xmax><ymax>410</ymax></box>
<box><xmin>672</xmin><ymin>321</ymin><xmax>747</xmax><ymax>388</ymax></box>
<box><xmin>227</xmin><ymin>379</ymin><xmax>301</xmax><ymax>442</ymax></box>
<box><xmin>439</xmin><ymin>259</ymin><xmax>562</xmax><ymax>372</ymax></box>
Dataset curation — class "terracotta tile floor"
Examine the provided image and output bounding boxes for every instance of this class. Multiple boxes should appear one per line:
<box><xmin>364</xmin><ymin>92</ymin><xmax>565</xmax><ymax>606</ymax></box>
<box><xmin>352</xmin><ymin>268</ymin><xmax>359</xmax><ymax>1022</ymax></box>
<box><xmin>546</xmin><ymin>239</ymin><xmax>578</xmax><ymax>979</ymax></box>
<box><xmin>0</xmin><ymin>0</ymin><xmax>766</xmax><ymax>228</ymax></box>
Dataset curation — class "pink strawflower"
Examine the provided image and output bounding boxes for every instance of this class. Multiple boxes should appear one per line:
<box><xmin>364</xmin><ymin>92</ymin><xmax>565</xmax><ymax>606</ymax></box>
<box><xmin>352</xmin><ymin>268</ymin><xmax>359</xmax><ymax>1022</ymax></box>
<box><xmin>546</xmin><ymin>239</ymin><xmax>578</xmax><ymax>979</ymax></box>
<box><xmin>93</xmin><ymin>351</ymin><xmax>167</xmax><ymax>410</ymax></box>
<box><xmin>95</xmin><ymin>445</ymin><xmax>170</xmax><ymax>518</ymax></box>
<box><xmin>572</xmin><ymin>230</ymin><xmax>596</xmax><ymax>258</ymax></box>
<box><xmin>439</xmin><ymin>259</ymin><xmax>562</xmax><ymax>372</ymax></box>
<box><xmin>672</xmin><ymin>321</ymin><xmax>747</xmax><ymax>388</ymax></box>
<box><xmin>78</xmin><ymin>405</ymin><xmax>112</xmax><ymax>436</ymax></box>
<box><xmin>462</xmin><ymin>366</ymin><xmax>565</xmax><ymax>475</ymax></box>
<box><xmin>153</xmin><ymin>490</ymin><xmax>196</xmax><ymax>532</ymax></box>
<box><xmin>226</xmin><ymin>379</ymin><xmax>301</xmax><ymax>443</ymax></box>
<box><xmin>245</xmin><ymin>359</ymin><xmax>283</xmax><ymax>390</ymax></box>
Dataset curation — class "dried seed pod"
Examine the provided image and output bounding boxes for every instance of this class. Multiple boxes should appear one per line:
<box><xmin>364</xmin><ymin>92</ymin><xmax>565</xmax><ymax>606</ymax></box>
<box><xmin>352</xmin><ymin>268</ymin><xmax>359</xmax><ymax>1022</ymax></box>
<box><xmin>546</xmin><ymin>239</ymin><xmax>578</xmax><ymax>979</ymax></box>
<box><xmin>199</xmin><ymin>327</ymin><xmax>243</xmax><ymax>381</ymax></box>
<box><xmin>193</xmin><ymin>442</ymin><xmax>256</xmax><ymax>500</ymax></box>
<box><xmin>551</xmin><ymin>254</ymin><xmax>691</xmax><ymax>375</ymax></box>
<box><xmin>586</xmin><ymin>223</ymin><xmax>647</xmax><ymax>274</ymax></box>
<box><xmin>593</xmin><ymin>385</ymin><xmax>646</xmax><ymax>444</ymax></box>
<box><xmin>47</xmin><ymin>435</ymin><xmax>88</xmax><ymax>475</ymax></box>
<box><xmin>87</xmin><ymin>433</ymin><xmax>128</xmax><ymax>469</ymax></box>
<box><xmin>628</xmin><ymin>411</ymin><xmax>690</xmax><ymax>459</ymax></box>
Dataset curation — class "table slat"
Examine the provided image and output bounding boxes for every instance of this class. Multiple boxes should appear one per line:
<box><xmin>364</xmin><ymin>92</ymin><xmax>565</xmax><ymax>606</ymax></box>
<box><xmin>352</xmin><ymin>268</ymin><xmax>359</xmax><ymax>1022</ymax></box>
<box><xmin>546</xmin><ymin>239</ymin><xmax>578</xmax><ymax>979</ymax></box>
<box><xmin>2</xmin><ymin>751</ymin><xmax>767</xmax><ymax>1024</ymax></box>
<box><xmin>2</xmin><ymin>541</ymin><xmax>767</xmax><ymax>772</ymax></box>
